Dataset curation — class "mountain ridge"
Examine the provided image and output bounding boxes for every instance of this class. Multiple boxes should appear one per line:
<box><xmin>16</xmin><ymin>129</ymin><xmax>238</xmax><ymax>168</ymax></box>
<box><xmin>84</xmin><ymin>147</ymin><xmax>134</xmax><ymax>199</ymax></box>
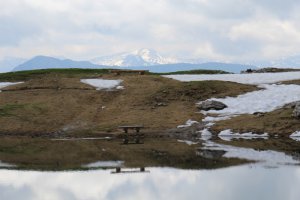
<box><xmin>13</xmin><ymin>55</ymin><xmax>106</xmax><ymax>72</ymax></box>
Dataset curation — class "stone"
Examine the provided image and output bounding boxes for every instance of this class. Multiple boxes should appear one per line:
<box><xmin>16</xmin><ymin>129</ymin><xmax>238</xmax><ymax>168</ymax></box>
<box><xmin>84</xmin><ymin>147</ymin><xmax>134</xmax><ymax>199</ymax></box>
<box><xmin>197</xmin><ymin>100</ymin><xmax>227</xmax><ymax>111</ymax></box>
<box><xmin>293</xmin><ymin>102</ymin><xmax>300</xmax><ymax>118</ymax></box>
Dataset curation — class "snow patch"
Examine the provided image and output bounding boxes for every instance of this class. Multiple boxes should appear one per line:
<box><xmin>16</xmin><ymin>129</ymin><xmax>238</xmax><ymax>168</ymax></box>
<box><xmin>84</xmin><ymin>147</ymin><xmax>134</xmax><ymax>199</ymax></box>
<box><xmin>0</xmin><ymin>82</ymin><xmax>23</xmax><ymax>92</ymax></box>
<box><xmin>201</xmin><ymin>84</ymin><xmax>300</xmax><ymax>121</ymax></box>
<box><xmin>0</xmin><ymin>161</ymin><xmax>16</xmax><ymax>168</ymax></box>
<box><xmin>202</xmin><ymin>141</ymin><xmax>299</xmax><ymax>166</ymax></box>
<box><xmin>82</xmin><ymin>161</ymin><xmax>124</xmax><ymax>168</ymax></box>
<box><xmin>177</xmin><ymin>140</ymin><xmax>198</xmax><ymax>145</ymax></box>
<box><xmin>80</xmin><ymin>79</ymin><xmax>123</xmax><ymax>90</ymax></box>
<box><xmin>290</xmin><ymin>131</ymin><xmax>300</xmax><ymax>141</ymax></box>
<box><xmin>198</xmin><ymin>128</ymin><xmax>213</xmax><ymax>141</ymax></box>
<box><xmin>177</xmin><ymin>119</ymin><xmax>198</xmax><ymax>128</ymax></box>
<box><xmin>218</xmin><ymin>129</ymin><xmax>269</xmax><ymax>141</ymax></box>
<box><xmin>163</xmin><ymin>72</ymin><xmax>300</xmax><ymax>85</ymax></box>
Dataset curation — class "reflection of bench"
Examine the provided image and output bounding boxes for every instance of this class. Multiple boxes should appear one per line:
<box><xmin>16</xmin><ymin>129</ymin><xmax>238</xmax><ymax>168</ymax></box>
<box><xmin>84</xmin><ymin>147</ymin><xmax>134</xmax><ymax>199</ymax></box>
<box><xmin>111</xmin><ymin>167</ymin><xmax>150</xmax><ymax>174</ymax></box>
<box><xmin>110</xmin><ymin>70</ymin><xmax>149</xmax><ymax>75</ymax></box>
<box><xmin>119</xmin><ymin>125</ymin><xmax>144</xmax><ymax>133</ymax></box>
<box><xmin>119</xmin><ymin>125</ymin><xmax>144</xmax><ymax>144</ymax></box>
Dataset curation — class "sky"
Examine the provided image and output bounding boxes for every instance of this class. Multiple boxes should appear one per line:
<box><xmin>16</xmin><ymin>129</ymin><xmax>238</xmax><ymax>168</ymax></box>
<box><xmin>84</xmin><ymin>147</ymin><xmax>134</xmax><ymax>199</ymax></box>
<box><xmin>1</xmin><ymin>0</ymin><xmax>300</xmax><ymax>62</ymax></box>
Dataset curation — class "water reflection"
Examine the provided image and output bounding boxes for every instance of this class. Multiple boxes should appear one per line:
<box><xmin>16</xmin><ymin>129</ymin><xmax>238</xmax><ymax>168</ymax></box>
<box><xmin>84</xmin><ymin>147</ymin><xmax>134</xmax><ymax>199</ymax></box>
<box><xmin>0</xmin><ymin>165</ymin><xmax>300</xmax><ymax>200</ymax></box>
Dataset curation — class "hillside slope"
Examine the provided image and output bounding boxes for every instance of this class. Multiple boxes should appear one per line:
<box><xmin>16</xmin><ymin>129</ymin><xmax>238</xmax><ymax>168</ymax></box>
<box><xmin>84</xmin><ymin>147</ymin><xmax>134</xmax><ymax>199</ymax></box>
<box><xmin>0</xmin><ymin>69</ymin><xmax>257</xmax><ymax>136</ymax></box>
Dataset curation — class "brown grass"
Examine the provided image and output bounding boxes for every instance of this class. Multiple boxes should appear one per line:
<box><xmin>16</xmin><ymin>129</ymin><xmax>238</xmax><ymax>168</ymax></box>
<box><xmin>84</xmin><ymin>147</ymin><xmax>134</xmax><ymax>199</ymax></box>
<box><xmin>0</xmin><ymin>73</ymin><xmax>257</xmax><ymax>136</ymax></box>
<box><xmin>211</xmin><ymin>107</ymin><xmax>300</xmax><ymax>136</ymax></box>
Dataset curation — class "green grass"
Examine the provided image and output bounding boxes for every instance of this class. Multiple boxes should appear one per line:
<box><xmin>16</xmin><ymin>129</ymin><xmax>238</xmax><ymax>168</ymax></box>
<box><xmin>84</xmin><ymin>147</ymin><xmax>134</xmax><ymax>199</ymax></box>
<box><xmin>0</xmin><ymin>68</ymin><xmax>112</xmax><ymax>81</ymax></box>
<box><xmin>0</xmin><ymin>103</ymin><xmax>47</xmax><ymax>118</ymax></box>
<box><xmin>0</xmin><ymin>104</ymin><xmax>26</xmax><ymax>117</ymax></box>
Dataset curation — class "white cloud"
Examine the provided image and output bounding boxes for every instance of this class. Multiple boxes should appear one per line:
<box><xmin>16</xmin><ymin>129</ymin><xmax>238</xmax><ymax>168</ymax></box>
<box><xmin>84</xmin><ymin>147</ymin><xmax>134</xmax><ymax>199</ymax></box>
<box><xmin>0</xmin><ymin>0</ymin><xmax>300</xmax><ymax>62</ymax></box>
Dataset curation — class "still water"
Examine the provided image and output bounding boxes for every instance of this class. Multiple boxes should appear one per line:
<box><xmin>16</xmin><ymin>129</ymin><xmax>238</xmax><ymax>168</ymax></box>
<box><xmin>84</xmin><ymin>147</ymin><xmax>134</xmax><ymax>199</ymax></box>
<box><xmin>0</xmin><ymin>164</ymin><xmax>299</xmax><ymax>200</ymax></box>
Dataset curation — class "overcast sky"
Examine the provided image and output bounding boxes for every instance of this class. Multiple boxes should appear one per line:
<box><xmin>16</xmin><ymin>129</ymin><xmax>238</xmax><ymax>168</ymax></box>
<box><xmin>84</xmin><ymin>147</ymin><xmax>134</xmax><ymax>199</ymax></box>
<box><xmin>1</xmin><ymin>0</ymin><xmax>300</xmax><ymax>62</ymax></box>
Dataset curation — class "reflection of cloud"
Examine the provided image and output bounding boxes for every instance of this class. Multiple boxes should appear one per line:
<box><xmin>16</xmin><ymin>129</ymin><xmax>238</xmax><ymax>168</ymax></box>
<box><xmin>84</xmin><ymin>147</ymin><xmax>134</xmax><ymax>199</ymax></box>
<box><xmin>0</xmin><ymin>167</ymin><xmax>300</xmax><ymax>200</ymax></box>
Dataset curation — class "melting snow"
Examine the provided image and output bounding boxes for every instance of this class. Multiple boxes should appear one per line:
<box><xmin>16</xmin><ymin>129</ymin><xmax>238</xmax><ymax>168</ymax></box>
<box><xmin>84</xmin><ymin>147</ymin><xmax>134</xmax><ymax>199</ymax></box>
<box><xmin>202</xmin><ymin>141</ymin><xmax>299</xmax><ymax>166</ymax></box>
<box><xmin>0</xmin><ymin>82</ymin><xmax>23</xmax><ymax>92</ymax></box>
<box><xmin>177</xmin><ymin>140</ymin><xmax>198</xmax><ymax>145</ymax></box>
<box><xmin>0</xmin><ymin>161</ymin><xmax>16</xmax><ymax>168</ymax></box>
<box><xmin>198</xmin><ymin>128</ymin><xmax>213</xmax><ymax>141</ymax></box>
<box><xmin>163</xmin><ymin>72</ymin><xmax>300</xmax><ymax>85</ymax></box>
<box><xmin>202</xmin><ymin>84</ymin><xmax>300</xmax><ymax>121</ymax></box>
<box><xmin>177</xmin><ymin>119</ymin><xmax>198</xmax><ymax>128</ymax></box>
<box><xmin>80</xmin><ymin>79</ymin><xmax>123</xmax><ymax>90</ymax></box>
<box><xmin>82</xmin><ymin>161</ymin><xmax>124</xmax><ymax>168</ymax></box>
<box><xmin>290</xmin><ymin>131</ymin><xmax>300</xmax><ymax>141</ymax></box>
<box><xmin>218</xmin><ymin>130</ymin><xmax>268</xmax><ymax>141</ymax></box>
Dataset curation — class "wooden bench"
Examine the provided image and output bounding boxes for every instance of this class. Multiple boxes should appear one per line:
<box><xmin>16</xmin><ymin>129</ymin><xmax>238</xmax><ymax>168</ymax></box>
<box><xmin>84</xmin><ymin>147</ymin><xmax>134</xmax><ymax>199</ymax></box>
<box><xmin>119</xmin><ymin>125</ymin><xmax>144</xmax><ymax>144</ymax></box>
<box><xmin>110</xmin><ymin>70</ymin><xmax>149</xmax><ymax>75</ymax></box>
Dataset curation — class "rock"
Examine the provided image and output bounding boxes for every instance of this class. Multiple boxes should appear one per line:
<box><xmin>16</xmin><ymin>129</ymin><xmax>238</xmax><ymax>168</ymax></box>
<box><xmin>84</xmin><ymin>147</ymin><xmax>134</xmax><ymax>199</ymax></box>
<box><xmin>253</xmin><ymin>112</ymin><xmax>264</xmax><ymax>117</ymax></box>
<box><xmin>156</xmin><ymin>102</ymin><xmax>168</xmax><ymax>107</ymax></box>
<box><xmin>197</xmin><ymin>100</ymin><xmax>227</xmax><ymax>111</ymax></box>
<box><xmin>196</xmin><ymin>149</ymin><xmax>226</xmax><ymax>159</ymax></box>
<box><xmin>293</xmin><ymin>102</ymin><xmax>300</xmax><ymax>118</ymax></box>
<box><xmin>285</xmin><ymin>101</ymin><xmax>299</xmax><ymax>109</ymax></box>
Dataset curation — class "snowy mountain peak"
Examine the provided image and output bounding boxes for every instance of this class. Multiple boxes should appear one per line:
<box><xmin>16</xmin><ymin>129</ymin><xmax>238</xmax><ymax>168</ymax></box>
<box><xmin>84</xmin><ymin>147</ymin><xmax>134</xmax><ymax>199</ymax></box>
<box><xmin>91</xmin><ymin>49</ymin><xmax>176</xmax><ymax>67</ymax></box>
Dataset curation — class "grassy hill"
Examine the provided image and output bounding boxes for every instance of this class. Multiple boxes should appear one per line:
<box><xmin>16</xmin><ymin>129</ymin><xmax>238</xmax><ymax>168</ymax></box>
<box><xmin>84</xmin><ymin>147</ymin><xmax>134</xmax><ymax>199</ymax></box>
<box><xmin>0</xmin><ymin>68</ymin><xmax>256</xmax><ymax>136</ymax></box>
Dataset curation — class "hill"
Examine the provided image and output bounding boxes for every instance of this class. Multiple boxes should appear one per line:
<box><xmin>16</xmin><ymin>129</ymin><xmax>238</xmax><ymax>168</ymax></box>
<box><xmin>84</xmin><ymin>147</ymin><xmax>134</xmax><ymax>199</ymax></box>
<box><xmin>0</xmin><ymin>69</ymin><xmax>256</xmax><ymax>136</ymax></box>
<box><xmin>13</xmin><ymin>56</ymin><xmax>106</xmax><ymax>71</ymax></box>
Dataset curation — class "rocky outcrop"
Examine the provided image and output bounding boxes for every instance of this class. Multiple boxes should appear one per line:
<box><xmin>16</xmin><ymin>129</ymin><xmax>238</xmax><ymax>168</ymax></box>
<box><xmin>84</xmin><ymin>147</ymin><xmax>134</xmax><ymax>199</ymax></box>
<box><xmin>197</xmin><ymin>100</ymin><xmax>227</xmax><ymax>111</ymax></box>
<box><xmin>293</xmin><ymin>102</ymin><xmax>300</xmax><ymax>118</ymax></box>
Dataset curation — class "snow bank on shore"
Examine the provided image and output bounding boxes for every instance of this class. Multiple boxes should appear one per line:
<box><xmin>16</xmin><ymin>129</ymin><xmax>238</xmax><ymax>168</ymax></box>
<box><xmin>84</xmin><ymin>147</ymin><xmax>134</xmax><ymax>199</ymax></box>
<box><xmin>80</xmin><ymin>79</ymin><xmax>123</xmax><ymax>90</ymax></box>
<box><xmin>163</xmin><ymin>72</ymin><xmax>300</xmax><ymax>85</ymax></box>
<box><xmin>0</xmin><ymin>82</ymin><xmax>23</xmax><ymax>91</ymax></box>
<box><xmin>202</xmin><ymin>84</ymin><xmax>300</xmax><ymax>121</ymax></box>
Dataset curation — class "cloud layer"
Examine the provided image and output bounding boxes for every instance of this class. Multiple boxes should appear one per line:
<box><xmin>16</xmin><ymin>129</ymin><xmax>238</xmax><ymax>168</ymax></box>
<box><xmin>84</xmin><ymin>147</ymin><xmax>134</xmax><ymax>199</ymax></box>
<box><xmin>1</xmin><ymin>0</ymin><xmax>300</xmax><ymax>62</ymax></box>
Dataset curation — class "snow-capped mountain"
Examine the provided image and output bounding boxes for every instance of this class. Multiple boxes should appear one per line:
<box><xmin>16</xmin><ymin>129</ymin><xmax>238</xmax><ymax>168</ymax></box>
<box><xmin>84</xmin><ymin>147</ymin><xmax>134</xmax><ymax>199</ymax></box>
<box><xmin>91</xmin><ymin>49</ymin><xmax>177</xmax><ymax>66</ymax></box>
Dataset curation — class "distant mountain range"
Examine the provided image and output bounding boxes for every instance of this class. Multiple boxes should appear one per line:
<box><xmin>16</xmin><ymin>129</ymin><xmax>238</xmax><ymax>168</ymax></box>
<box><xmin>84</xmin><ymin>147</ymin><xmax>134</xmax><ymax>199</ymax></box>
<box><xmin>13</xmin><ymin>56</ymin><xmax>104</xmax><ymax>72</ymax></box>
<box><xmin>2</xmin><ymin>48</ymin><xmax>300</xmax><ymax>74</ymax></box>
<box><xmin>11</xmin><ymin>55</ymin><xmax>255</xmax><ymax>73</ymax></box>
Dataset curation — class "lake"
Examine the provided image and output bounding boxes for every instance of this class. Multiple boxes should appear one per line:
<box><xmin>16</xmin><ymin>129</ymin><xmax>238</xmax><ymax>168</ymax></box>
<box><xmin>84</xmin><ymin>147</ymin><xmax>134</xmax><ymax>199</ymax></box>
<box><xmin>0</xmin><ymin>164</ymin><xmax>299</xmax><ymax>200</ymax></box>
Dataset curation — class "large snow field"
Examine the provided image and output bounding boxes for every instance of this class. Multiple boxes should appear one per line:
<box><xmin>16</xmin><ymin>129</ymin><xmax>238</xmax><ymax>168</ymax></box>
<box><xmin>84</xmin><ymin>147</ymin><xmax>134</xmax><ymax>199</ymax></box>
<box><xmin>201</xmin><ymin>84</ymin><xmax>300</xmax><ymax>121</ymax></box>
<box><xmin>163</xmin><ymin>71</ymin><xmax>300</xmax><ymax>85</ymax></box>
<box><xmin>0</xmin><ymin>82</ymin><xmax>23</xmax><ymax>92</ymax></box>
<box><xmin>80</xmin><ymin>79</ymin><xmax>123</xmax><ymax>90</ymax></box>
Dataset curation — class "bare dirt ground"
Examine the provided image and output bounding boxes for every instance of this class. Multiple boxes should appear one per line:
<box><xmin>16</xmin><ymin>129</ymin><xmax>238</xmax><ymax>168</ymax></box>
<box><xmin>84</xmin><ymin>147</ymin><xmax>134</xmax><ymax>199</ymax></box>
<box><xmin>0</xmin><ymin>72</ymin><xmax>257</xmax><ymax>136</ymax></box>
